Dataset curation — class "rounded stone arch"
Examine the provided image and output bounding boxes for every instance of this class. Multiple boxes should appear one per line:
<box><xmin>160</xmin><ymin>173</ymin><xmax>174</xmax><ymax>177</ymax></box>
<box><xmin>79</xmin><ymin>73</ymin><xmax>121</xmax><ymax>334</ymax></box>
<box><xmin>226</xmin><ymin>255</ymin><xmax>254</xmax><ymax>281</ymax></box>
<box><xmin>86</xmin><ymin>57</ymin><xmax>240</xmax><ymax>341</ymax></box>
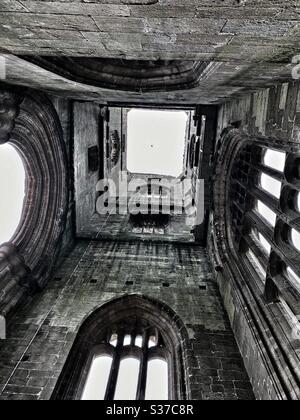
<box><xmin>24</xmin><ymin>57</ymin><xmax>211</xmax><ymax>93</ymax></box>
<box><xmin>212</xmin><ymin>127</ymin><xmax>300</xmax><ymax>274</ymax></box>
<box><xmin>51</xmin><ymin>294</ymin><xmax>191</xmax><ymax>401</ymax></box>
<box><xmin>211</xmin><ymin>127</ymin><xmax>300</xmax><ymax>400</ymax></box>
<box><xmin>0</xmin><ymin>88</ymin><xmax>69</xmax><ymax>314</ymax></box>
<box><xmin>211</xmin><ymin>127</ymin><xmax>249</xmax><ymax>266</ymax></box>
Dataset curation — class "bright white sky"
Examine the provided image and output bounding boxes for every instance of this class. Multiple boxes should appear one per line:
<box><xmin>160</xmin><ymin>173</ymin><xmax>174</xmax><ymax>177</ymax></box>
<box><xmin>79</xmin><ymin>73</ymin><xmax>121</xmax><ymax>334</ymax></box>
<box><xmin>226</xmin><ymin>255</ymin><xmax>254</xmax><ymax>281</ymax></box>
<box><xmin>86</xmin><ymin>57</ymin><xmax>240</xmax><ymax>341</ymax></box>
<box><xmin>257</xmin><ymin>150</ymin><xmax>300</xmax><ymax>261</ymax></box>
<box><xmin>263</xmin><ymin>149</ymin><xmax>286</xmax><ymax>172</ymax></box>
<box><xmin>127</xmin><ymin>109</ymin><xmax>188</xmax><ymax>177</ymax></box>
<box><xmin>82</xmin><ymin>355</ymin><xmax>168</xmax><ymax>401</ymax></box>
<box><xmin>0</xmin><ymin>144</ymin><xmax>25</xmax><ymax>245</ymax></box>
<box><xmin>82</xmin><ymin>335</ymin><xmax>168</xmax><ymax>401</ymax></box>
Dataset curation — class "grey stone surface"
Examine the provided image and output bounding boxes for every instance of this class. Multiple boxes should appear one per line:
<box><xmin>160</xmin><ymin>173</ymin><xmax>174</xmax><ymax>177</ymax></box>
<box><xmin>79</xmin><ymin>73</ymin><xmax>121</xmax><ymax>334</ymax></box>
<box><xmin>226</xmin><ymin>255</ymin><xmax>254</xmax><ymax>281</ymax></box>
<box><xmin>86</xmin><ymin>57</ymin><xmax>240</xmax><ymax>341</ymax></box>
<box><xmin>209</xmin><ymin>78</ymin><xmax>300</xmax><ymax>400</ymax></box>
<box><xmin>217</xmin><ymin>80</ymin><xmax>300</xmax><ymax>142</ymax></box>
<box><xmin>0</xmin><ymin>1</ymin><xmax>299</xmax><ymax>104</ymax></box>
<box><xmin>50</xmin><ymin>95</ymin><xmax>75</xmax><ymax>259</ymax></box>
<box><xmin>0</xmin><ymin>52</ymin><xmax>296</xmax><ymax>103</ymax></box>
<box><xmin>0</xmin><ymin>1</ymin><xmax>299</xmax><ymax>402</ymax></box>
<box><xmin>73</xmin><ymin>102</ymin><xmax>198</xmax><ymax>242</ymax></box>
<box><xmin>0</xmin><ymin>1</ymin><xmax>298</xmax><ymax>62</ymax></box>
<box><xmin>0</xmin><ymin>240</ymin><xmax>254</xmax><ymax>400</ymax></box>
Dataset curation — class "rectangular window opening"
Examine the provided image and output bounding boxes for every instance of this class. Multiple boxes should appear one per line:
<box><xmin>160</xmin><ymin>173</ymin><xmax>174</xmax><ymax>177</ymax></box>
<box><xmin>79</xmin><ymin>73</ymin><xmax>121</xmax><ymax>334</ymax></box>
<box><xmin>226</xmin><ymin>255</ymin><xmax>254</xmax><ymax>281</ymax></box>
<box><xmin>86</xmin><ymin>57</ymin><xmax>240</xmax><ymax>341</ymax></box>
<box><xmin>263</xmin><ymin>149</ymin><xmax>286</xmax><ymax>172</ymax></box>
<box><xmin>127</xmin><ymin>109</ymin><xmax>189</xmax><ymax>177</ymax></box>
<box><xmin>256</xmin><ymin>200</ymin><xmax>277</xmax><ymax>227</ymax></box>
<box><xmin>252</xmin><ymin>229</ymin><xmax>272</xmax><ymax>255</ymax></box>
<box><xmin>81</xmin><ymin>355</ymin><xmax>113</xmax><ymax>401</ymax></box>
<box><xmin>260</xmin><ymin>173</ymin><xmax>282</xmax><ymax>199</ymax></box>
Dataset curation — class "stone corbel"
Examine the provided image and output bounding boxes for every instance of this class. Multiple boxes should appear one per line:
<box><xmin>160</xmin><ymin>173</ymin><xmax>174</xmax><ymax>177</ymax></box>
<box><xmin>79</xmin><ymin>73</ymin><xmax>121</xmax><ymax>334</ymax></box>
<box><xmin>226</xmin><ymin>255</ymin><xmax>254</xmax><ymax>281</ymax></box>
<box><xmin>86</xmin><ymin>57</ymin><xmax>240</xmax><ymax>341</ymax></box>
<box><xmin>110</xmin><ymin>130</ymin><xmax>121</xmax><ymax>167</ymax></box>
<box><xmin>0</xmin><ymin>91</ymin><xmax>22</xmax><ymax>145</ymax></box>
<box><xmin>0</xmin><ymin>243</ymin><xmax>32</xmax><ymax>289</ymax></box>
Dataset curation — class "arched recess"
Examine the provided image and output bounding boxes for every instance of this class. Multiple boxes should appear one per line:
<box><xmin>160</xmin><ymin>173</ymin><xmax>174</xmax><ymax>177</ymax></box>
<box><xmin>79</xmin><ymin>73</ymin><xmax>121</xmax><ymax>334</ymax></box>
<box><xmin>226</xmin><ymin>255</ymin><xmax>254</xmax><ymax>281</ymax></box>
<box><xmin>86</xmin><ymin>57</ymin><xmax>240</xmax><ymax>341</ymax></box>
<box><xmin>0</xmin><ymin>88</ymin><xmax>69</xmax><ymax>315</ymax></box>
<box><xmin>51</xmin><ymin>294</ymin><xmax>190</xmax><ymax>400</ymax></box>
<box><xmin>210</xmin><ymin>127</ymin><xmax>300</xmax><ymax>400</ymax></box>
<box><xmin>23</xmin><ymin>57</ymin><xmax>211</xmax><ymax>93</ymax></box>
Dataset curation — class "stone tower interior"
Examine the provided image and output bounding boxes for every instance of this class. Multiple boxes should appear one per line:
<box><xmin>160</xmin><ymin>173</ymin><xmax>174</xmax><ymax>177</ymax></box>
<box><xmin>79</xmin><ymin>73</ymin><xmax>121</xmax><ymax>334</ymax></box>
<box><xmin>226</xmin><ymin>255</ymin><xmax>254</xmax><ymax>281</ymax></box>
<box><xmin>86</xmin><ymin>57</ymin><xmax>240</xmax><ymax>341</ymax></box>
<box><xmin>0</xmin><ymin>0</ymin><xmax>300</xmax><ymax>401</ymax></box>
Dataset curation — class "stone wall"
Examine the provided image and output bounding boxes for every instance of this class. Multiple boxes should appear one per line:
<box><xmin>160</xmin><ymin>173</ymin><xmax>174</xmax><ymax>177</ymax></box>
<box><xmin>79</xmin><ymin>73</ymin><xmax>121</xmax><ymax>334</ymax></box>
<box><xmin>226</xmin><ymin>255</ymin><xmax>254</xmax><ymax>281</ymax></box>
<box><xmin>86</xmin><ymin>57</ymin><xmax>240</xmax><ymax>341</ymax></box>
<box><xmin>50</xmin><ymin>95</ymin><xmax>75</xmax><ymax>259</ymax></box>
<box><xmin>73</xmin><ymin>101</ymin><xmax>102</xmax><ymax>237</ymax></box>
<box><xmin>0</xmin><ymin>90</ymin><xmax>70</xmax><ymax>319</ymax></box>
<box><xmin>74</xmin><ymin>103</ymin><xmax>198</xmax><ymax>243</ymax></box>
<box><xmin>0</xmin><ymin>1</ymin><xmax>298</xmax><ymax>62</ymax></box>
<box><xmin>209</xmin><ymin>79</ymin><xmax>300</xmax><ymax>400</ymax></box>
<box><xmin>217</xmin><ymin>80</ymin><xmax>300</xmax><ymax>142</ymax></box>
<box><xmin>0</xmin><ymin>240</ymin><xmax>253</xmax><ymax>400</ymax></box>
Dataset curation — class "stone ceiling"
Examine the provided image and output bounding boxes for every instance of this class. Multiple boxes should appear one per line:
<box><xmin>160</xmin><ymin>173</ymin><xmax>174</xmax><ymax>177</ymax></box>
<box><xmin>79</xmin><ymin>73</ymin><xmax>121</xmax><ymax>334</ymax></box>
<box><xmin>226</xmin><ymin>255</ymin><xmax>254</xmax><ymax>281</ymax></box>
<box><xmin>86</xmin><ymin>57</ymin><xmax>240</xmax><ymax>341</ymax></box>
<box><xmin>0</xmin><ymin>1</ymin><xmax>299</xmax><ymax>104</ymax></box>
<box><xmin>22</xmin><ymin>57</ymin><xmax>212</xmax><ymax>92</ymax></box>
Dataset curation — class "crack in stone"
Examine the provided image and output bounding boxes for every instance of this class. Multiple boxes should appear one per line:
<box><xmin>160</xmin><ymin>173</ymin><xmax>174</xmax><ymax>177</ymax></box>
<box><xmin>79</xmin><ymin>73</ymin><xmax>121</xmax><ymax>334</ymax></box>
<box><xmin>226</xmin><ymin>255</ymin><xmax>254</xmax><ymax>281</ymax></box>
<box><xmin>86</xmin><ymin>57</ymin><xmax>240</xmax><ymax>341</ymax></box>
<box><xmin>121</xmin><ymin>0</ymin><xmax>159</xmax><ymax>5</ymax></box>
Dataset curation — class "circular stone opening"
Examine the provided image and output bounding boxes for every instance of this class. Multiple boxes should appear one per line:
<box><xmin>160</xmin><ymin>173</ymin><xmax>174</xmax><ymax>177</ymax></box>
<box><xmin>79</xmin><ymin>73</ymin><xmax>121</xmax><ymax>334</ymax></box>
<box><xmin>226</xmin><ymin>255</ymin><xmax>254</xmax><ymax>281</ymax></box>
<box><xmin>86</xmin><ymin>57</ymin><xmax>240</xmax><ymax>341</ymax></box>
<box><xmin>0</xmin><ymin>144</ymin><xmax>25</xmax><ymax>245</ymax></box>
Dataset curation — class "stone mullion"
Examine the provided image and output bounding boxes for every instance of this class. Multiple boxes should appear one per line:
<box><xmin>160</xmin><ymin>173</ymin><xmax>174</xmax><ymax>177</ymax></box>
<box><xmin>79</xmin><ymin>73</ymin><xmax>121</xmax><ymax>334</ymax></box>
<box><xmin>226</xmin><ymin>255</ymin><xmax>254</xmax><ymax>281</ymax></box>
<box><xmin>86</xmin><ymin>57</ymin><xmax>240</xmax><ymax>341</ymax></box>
<box><xmin>266</xmin><ymin>230</ymin><xmax>300</xmax><ymax>282</ymax></box>
<box><xmin>136</xmin><ymin>348</ymin><xmax>148</xmax><ymax>401</ymax></box>
<box><xmin>270</xmin><ymin>272</ymin><xmax>300</xmax><ymax>314</ymax></box>
<box><xmin>232</xmin><ymin>177</ymin><xmax>248</xmax><ymax>192</ymax></box>
<box><xmin>136</xmin><ymin>332</ymin><xmax>149</xmax><ymax>401</ymax></box>
<box><xmin>246</xmin><ymin>211</ymin><xmax>274</xmax><ymax>244</ymax></box>
<box><xmin>104</xmin><ymin>332</ymin><xmax>124</xmax><ymax>400</ymax></box>
<box><xmin>251</xmin><ymin>186</ymin><xmax>300</xmax><ymax>231</ymax></box>
<box><xmin>250</xmin><ymin>186</ymin><xmax>279</xmax><ymax>214</ymax></box>
<box><xmin>246</xmin><ymin>151</ymin><xmax>284</xmax><ymax>301</ymax></box>
<box><xmin>244</xmin><ymin>160</ymin><xmax>283</xmax><ymax>182</ymax></box>
<box><xmin>243</xmin><ymin>234</ymin><xmax>269</xmax><ymax>271</ymax></box>
<box><xmin>247</xmin><ymin>147</ymin><xmax>300</xmax><ymax>305</ymax></box>
<box><xmin>264</xmin><ymin>156</ymin><xmax>286</xmax><ymax>303</ymax></box>
<box><xmin>247</xmin><ymin>218</ymin><xmax>300</xmax><ymax>278</ymax></box>
<box><xmin>232</xmin><ymin>198</ymin><xmax>245</xmax><ymax>217</ymax></box>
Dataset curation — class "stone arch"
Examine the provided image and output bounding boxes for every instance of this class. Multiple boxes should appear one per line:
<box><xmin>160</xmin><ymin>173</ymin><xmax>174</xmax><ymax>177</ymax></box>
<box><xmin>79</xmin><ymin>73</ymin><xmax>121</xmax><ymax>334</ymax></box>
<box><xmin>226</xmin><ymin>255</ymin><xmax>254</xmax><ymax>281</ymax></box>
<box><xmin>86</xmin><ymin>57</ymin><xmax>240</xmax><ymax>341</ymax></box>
<box><xmin>210</xmin><ymin>127</ymin><xmax>300</xmax><ymax>400</ymax></box>
<box><xmin>24</xmin><ymin>57</ymin><xmax>212</xmax><ymax>93</ymax></box>
<box><xmin>0</xmin><ymin>88</ymin><xmax>69</xmax><ymax>315</ymax></box>
<box><xmin>51</xmin><ymin>294</ymin><xmax>191</xmax><ymax>400</ymax></box>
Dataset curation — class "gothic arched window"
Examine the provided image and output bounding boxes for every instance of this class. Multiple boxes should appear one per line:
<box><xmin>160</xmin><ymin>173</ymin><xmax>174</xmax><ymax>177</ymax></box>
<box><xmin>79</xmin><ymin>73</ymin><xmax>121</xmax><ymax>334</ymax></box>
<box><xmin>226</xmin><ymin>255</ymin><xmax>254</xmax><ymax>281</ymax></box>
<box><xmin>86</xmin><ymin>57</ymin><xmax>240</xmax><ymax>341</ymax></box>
<box><xmin>81</xmin><ymin>323</ymin><xmax>169</xmax><ymax>401</ymax></box>
<box><xmin>0</xmin><ymin>143</ymin><xmax>25</xmax><ymax>245</ymax></box>
<box><xmin>212</xmin><ymin>127</ymin><xmax>300</xmax><ymax>399</ymax></box>
<box><xmin>51</xmin><ymin>295</ymin><xmax>189</xmax><ymax>400</ymax></box>
<box><xmin>0</xmin><ymin>89</ymin><xmax>68</xmax><ymax>315</ymax></box>
<box><xmin>229</xmin><ymin>140</ymin><xmax>300</xmax><ymax>310</ymax></box>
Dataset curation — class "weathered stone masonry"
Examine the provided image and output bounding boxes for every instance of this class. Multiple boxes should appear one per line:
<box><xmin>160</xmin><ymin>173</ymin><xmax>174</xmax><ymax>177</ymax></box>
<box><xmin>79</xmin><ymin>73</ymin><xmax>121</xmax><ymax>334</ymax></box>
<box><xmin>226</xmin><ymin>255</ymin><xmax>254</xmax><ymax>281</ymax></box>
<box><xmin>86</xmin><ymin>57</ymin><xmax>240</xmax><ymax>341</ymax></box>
<box><xmin>0</xmin><ymin>241</ymin><xmax>253</xmax><ymax>400</ymax></box>
<box><xmin>209</xmin><ymin>79</ymin><xmax>300</xmax><ymax>400</ymax></box>
<box><xmin>0</xmin><ymin>1</ymin><xmax>299</xmax><ymax>401</ymax></box>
